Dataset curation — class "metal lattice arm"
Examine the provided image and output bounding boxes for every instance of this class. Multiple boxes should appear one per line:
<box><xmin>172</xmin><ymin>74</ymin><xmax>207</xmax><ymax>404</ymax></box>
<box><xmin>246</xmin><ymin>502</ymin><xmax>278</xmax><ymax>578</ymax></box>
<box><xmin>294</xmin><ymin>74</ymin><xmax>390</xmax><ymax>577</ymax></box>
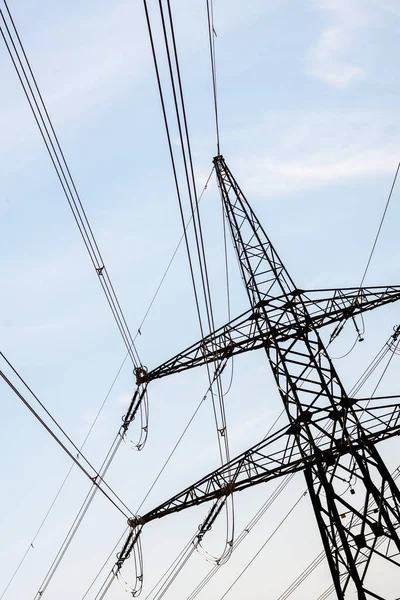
<box><xmin>300</xmin><ymin>286</ymin><xmax>400</xmax><ymax>332</ymax></box>
<box><xmin>140</xmin><ymin>285</ymin><xmax>400</xmax><ymax>384</ymax></box>
<box><xmin>129</xmin><ymin>411</ymin><xmax>400</xmax><ymax>528</ymax></box>
<box><xmin>131</xmin><ymin>404</ymin><xmax>400</xmax><ymax>526</ymax></box>
<box><xmin>130</xmin><ymin>425</ymin><xmax>302</xmax><ymax>526</ymax></box>
<box><xmin>353</xmin><ymin>396</ymin><xmax>400</xmax><ymax>440</ymax></box>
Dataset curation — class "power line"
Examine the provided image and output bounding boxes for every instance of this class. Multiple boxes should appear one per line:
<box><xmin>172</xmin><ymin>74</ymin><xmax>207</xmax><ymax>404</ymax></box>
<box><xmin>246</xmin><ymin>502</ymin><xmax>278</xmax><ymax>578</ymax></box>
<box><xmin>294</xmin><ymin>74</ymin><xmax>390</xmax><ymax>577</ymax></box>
<box><xmin>158</xmin><ymin>2</ymin><xmax>233</xmax><ymax>526</ymax></box>
<box><xmin>143</xmin><ymin>0</ymin><xmax>234</xmax><ymax>567</ymax></box>
<box><xmin>0</xmin><ymin>1</ymin><xmax>141</xmax><ymax>368</ymax></box>
<box><xmin>219</xmin><ymin>492</ymin><xmax>306</xmax><ymax>599</ymax></box>
<box><xmin>1</xmin><ymin>160</ymin><xmax>215</xmax><ymax>599</ymax></box>
<box><xmin>278</xmin><ymin>465</ymin><xmax>400</xmax><ymax>600</ymax></box>
<box><xmin>32</xmin><ymin>434</ymin><xmax>124</xmax><ymax>600</ymax></box>
<box><xmin>206</xmin><ymin>0</ymin><xmax>220</xmax><ymax>154</ymax></box>
<box><xmin>80</xmin><ymin>360</ymin><xmax>229</xmax><ymax>599</ymax></box>
<box><xmin>359</xmin><ymin>161</ymin><xmax>400</xmax><ymax>289</ymax></box>
<box><xmin>1</xmin><ymin>169</ymin><xmax>214</xmax><ymax>597</ymax></box>
<box><xmin>0</xmin><ymin>351</ymin><xmax>131</xmax><ymax>519</ymax></box>
<box><xmin>133</xmin><ymin>168</ymin><xmax>214</xmax><ymax>339</ymax></box>
<box><xmin>0</xmin><ymin>351</ymin><xmax>130</xmax><ymax>599</ymax></box>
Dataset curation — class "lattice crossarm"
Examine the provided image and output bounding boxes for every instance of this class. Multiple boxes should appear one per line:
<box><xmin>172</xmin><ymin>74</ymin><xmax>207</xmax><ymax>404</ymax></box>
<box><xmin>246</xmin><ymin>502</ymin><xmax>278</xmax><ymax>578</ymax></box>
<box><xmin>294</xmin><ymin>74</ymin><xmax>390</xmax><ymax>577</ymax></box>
<box><xmin>301</xmin><ymin>285</ymin><xmax>400</xmax><ymax>331</ymax></box>
<box><xmin>130</xmin><ymin>426</ymin><xmax>306</xmax><ymax>528</ymax></box>
<box><xmin>351</xmin><ymin>397</ymin><xmax>400</xmax><ymax>442</ymax></box>
<box><xmin>140</xmin><ymin>307</ymin><xmax>260</xmax><ymax>383</ymax></box>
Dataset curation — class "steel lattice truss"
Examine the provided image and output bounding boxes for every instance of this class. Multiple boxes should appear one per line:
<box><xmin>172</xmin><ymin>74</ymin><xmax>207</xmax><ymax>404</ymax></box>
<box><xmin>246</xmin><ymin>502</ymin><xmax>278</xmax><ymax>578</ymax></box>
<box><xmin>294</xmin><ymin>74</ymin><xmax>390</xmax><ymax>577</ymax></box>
<box><xmin>121</xmin><ymin>156</ymin><xmax>400</xmax><ymax>599</ymax></box>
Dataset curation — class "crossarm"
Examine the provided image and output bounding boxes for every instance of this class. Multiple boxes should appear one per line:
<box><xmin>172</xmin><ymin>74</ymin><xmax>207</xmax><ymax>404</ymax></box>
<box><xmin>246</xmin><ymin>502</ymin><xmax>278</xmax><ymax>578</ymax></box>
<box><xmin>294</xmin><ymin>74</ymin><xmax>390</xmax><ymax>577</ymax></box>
<box><xmin>300</xmin><ymin>285</ymin><xmax>400</xmax><ymax>330</ymax></box>
<box><xmin>140</xmin><ymin>285</ymin><xmax>400</xmax><ymax>383</ymax></box>
<box><xmin>141</xmin><ymin>307</ymin><xmax>262</xmax><ymax>383</ymax></box>
<box><xmin>132</xmin><ymin>425</ymin><xmax>303</xmax><ymax>526</ymax></box>
<box><xmin>131</xmin><ymin>411</ymin><xmax>400</xmax><ymax>528</ymax></box>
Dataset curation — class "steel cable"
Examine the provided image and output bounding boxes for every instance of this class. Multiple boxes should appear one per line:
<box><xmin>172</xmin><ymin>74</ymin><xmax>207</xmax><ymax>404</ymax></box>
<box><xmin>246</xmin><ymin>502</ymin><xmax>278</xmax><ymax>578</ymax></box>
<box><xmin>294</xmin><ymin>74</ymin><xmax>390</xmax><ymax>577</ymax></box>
<box><xmin>0</xmin><ymin>2</ymin><xmax>141</xmax><ymax>368</ymax></box>
<box><xmin>142</xmin><ymin>0</ymin><xmax>234</xmax><ymax>567</ymax></box>
<box><xmin>0</xmin><ymin>350</ymin><xmax>129</xmax><ymax>599</ymax></box>
<box><xmin>0</xmin><ymin>352</ymin><xmax>131</xmax><ymax>518</ymax></box>
<box><xmin>80</xmin><ymin>361</ymin><xmax>229</xmax><ymax>599</ymax></box>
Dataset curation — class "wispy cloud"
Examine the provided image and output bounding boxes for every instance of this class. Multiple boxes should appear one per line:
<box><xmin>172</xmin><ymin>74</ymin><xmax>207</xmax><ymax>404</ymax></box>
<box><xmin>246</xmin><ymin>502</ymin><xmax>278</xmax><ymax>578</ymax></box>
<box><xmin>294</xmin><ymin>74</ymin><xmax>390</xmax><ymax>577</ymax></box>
<box><xmin>0</xmin><ymin>0</ymin><xmax>149</xmax><ymax>156</ymax></box>
<box><xmin>306</xmin><ymin>0</ymin><xmax>368</xmax><ymax>88</ymax></box>
<box><xmin>225</xmin><ymin>110</ymin><xmax>400</xmax><ymax>196</ymax></box>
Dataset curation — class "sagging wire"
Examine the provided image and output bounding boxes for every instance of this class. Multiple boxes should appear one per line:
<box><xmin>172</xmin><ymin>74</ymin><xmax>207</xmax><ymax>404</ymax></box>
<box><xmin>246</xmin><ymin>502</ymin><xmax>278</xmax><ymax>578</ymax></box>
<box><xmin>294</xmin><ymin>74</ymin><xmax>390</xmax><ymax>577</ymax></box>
<box><xmin>219</xmin><ymin>492</ymin><xmax>306</xmax><ymax>600</ymax></box>
<box><xmin>133</xmin><ymin>169</ymin><xmax>214</xmax><ymax>341</ymax></box>
<box><xmin>186</xmin><ymin>473</ymin><xmax>297</xmax><ymax>600</ymax></box>
<box><xmin>330</xmin><ymin>161</ymin><xmax>400</xmax><ymax>353</ymax></box>
<box><xmin>83</xmin><ymin>361</ymin><xmax>230</xmax><ymax>599</ymax></box>
<box><xmin>1</xmin><ymin>162</ymin><xmax>215</xmax><ymax>600</ymax></box>
<box><xmin>330</xmin><ymin>314</ymin><xmax>365</xmax><ymax>360</ymax></box>
<box><xmin>143</xmin><ymin>0</ymin><xmax>234</xmax><ymax>565</ymax></box>
<box><xmin>0</xmin><ymin>351</ymin><xmax>130</xmax><ymax>600</ymax></box>
<box><xmin>115</xmin><ymin>530</ymin><xmax>144</xmax><ymax>598</ymax></box>
<box><xmin>121</xmin><ymin>383</ymin><xmax>150</xmax><ymax>451</ymax></box>
<box><xmin>194</xmin><ymin>497</ymin><xmax>234</xmax><ymax>567</ymax></box>
<box><xmin>0</xmin><ymin>1</ymin><xmax>141</xmax><ymax>369</ymax></box>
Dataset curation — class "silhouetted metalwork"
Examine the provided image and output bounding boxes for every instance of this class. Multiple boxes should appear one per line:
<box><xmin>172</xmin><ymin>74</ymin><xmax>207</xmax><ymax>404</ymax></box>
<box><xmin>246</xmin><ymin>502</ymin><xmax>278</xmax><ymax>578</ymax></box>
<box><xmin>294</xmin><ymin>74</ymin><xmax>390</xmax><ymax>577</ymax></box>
<box><xmin>121</xmin><ymin>156</ymin><xmax>400</xmax><ymax>599</ymax></box>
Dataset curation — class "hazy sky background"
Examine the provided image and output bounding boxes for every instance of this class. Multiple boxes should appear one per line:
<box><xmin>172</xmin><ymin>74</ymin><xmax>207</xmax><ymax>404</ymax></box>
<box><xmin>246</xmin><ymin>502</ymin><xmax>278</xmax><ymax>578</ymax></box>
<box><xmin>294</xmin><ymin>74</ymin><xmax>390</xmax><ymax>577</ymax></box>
<box><xmin>1</xmin><ymin>1</ymin><xmax>400</xmax><ymax>599</ymax></box>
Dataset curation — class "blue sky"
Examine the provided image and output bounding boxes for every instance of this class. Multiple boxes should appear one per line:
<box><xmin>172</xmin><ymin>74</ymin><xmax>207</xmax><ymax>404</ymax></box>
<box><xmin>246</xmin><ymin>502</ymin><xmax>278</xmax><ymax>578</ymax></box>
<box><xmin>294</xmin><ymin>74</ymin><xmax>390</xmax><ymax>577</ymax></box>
<box><xmin>1</xmin><ymin>0</ymin><xmax>400</xmax><ymax>599</ymax></box>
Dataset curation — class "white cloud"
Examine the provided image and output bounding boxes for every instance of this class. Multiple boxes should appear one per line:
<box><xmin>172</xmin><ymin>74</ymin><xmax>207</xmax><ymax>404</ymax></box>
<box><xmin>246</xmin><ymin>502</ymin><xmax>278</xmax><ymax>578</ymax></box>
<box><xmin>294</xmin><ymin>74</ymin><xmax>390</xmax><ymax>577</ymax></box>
<box><xmin>225</xmin><ymin>110</ymin><xmax>400</xmax><ymax>196</ymax></box>
<box><xmin>307</xmin><ymin>0</ymin><xmax>368</xmax><ymax>88</ymax></box>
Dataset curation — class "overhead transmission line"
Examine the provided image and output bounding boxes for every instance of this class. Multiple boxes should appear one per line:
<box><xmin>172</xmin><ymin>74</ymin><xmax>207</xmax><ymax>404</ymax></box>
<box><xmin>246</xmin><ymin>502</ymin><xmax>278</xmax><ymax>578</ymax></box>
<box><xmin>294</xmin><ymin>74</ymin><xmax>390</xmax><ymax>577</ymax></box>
<box><xmin>26</xmin><ymin>226</ymin><xmax>226</xmax><ymax>599</ymax></box>
<box><xmin>148</xmin><ymin>0</ymin><xmax>231</xmax><ymax>459</ymax></box>
<box><xmin>358</xmin><ymin>161</ymin><xmax>400</xmax><ymax>290</ymax></box>
<box><xmin>1</xmin><ymin>136</ymin><xmax>215</xmax><ymax>600</ymax></box>
<box><xmin>0</xmin><ymin>169</ymin><xmax>213</xmax><ymax>598</ymax></box>
<box><xmin>96</xmin><ymin>7</ymin><xmax>400</xmax><ymax>598</ymax></box>
<box><xmin>0</xmin><ymin>351</ymin><xmax>132</xmax><ymax>520</ymax></box>
<box><xmin>0</xmin><ymin>352</ymin><xmax>129</xmax><ymax>600</ymax></box>
<box><xmin>206</xmin><ymin>0</ymin><xmax>220</xmax><ymax>154</ymax></box>
<box><xmin>141</xmin><ymin>0</ymin><xmax>235</xmax><ymax>570</ymax></box>
<box><xmin>0</xmin><ymin>2</ymin><xmax>153</xmax><ymax>596</ymax></box>
<box><xmin>0</xmin><ymin>0</ymin><xmax>141</xmax><ymax>369</ymax></box>
<box><xmin>80</xmin><ymin>359</ymin><xmax>230</xmax><ymax>600</ymax></box>
<box><xmin>330</xmin><ymin>160</ymin><xmax>400</xmax><ymax>349</ymax></box>
<box><xmin>30</xmin><ymin>432</ymin><xmax>125</xmax><ymax>600</ymax></box>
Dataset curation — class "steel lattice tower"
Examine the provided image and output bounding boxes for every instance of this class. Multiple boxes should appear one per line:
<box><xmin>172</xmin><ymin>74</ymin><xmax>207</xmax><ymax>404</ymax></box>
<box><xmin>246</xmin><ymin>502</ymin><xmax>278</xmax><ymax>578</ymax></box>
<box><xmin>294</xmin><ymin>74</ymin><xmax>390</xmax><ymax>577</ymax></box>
<box><xmin>121</xmin><ymin>156</ymin><xmax>400</xmax><ymax>599</ymax></box>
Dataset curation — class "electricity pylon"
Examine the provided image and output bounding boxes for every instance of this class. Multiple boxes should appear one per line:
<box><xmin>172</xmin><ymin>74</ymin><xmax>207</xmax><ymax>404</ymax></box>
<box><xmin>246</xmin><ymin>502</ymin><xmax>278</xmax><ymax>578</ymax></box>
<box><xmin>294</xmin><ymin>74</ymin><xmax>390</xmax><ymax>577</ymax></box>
<box><xmin>121</xmin><ymin>156</ymin><xmax>400</xmax><ymax>598</ymax></box>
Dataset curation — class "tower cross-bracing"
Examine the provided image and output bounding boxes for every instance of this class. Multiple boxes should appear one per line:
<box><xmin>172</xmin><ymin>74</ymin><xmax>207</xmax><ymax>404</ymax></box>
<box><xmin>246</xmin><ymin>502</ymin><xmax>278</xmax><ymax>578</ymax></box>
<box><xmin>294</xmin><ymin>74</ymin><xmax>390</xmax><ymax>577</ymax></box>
<box><xmin>121</xmin><ymin>156</ymin><xmax>400</xmax><ymax>599</ymax></box>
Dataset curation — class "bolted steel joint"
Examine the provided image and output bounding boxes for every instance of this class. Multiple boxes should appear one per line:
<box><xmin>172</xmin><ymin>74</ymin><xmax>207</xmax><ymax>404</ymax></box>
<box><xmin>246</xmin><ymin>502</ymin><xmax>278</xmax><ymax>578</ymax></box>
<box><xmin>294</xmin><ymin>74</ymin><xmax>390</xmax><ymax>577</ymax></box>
<box><xmin>134</xmin><ymin>366</ymin><xmax>148</xmax><ymax>385</ymax></box>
